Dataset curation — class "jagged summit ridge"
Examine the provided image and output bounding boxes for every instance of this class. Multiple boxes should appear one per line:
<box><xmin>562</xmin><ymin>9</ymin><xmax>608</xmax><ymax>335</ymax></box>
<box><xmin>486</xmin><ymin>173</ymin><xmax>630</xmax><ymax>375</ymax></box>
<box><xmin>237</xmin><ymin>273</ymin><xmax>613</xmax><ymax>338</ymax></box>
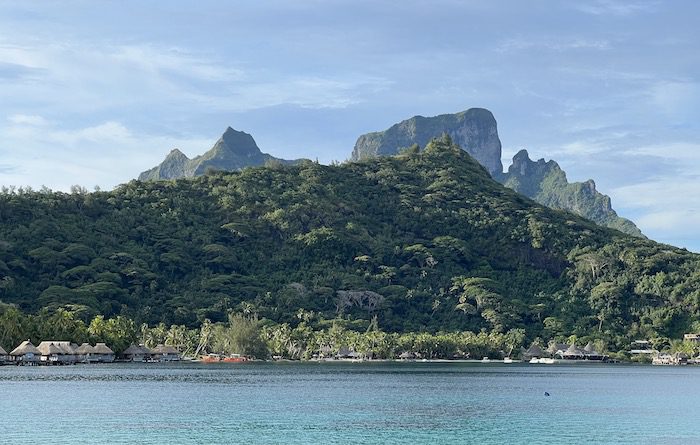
<box><xmin>352</xmin><ymin>108</ymin><xmax>503</xmax><ymax>176</ymax></box>
<box><xmin>352</xmin><ymin>110</ymin><xmax>643</xmax><ymax>237</ymax></box>
<box><xmin>139</xmin><ymin>127</ymin><xmax>299</xmax><ymax>181</ymax></box>
<box><xmin>500</xmin><ymin>149</ymin><xmax>640</xmax><ymax>236</ymax></box>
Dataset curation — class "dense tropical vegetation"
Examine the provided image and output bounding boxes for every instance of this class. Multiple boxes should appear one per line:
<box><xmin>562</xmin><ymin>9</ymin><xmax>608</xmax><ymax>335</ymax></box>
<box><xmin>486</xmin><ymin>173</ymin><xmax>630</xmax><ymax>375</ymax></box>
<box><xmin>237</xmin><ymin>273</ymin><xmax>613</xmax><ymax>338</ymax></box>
<box><xmin>1</xmin><ymin>136</ymin><xmax>700</xmax><ymax>356</ymax></box>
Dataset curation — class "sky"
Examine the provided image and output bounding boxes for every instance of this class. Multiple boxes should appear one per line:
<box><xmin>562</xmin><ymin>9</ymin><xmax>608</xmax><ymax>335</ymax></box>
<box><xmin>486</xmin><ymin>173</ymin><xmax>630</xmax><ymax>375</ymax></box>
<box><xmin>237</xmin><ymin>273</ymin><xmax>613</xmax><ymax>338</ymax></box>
<box><xmin>0</xmin><ymin>0</ymin><xmax>698</xmax><ymax>250</ymax></box>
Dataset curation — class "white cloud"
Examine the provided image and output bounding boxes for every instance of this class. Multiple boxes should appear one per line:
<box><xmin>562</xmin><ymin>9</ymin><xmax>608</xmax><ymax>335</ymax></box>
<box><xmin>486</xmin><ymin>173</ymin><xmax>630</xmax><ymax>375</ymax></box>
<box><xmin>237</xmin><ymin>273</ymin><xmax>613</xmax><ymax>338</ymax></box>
<box><xmin>496</xmin><ymin>37</ymin><xmax>611</xmax><ymax>53</ymax></box>
<box><xmin>648</xmin><ymin>81</ymin><xmax>700</xmax><ymax>119</ymax></box>
<box><xmin>7</xmin><ymin>114</ymin><xmax>48</xmax><ymax>126</ymax></box>
<box><xmin>0</xmin><ymin>39</ymin><xmax>390</xmax><ymax>115</ymax></box>
<box><xmin>0</xmin><ymin>118</ymin><xmax>213</xmax><ymax>191</ymax></box>
<box><xmin>574</xmin><ymin>0</ymin><xmax>659</xmax><ymax>16</ymax></box>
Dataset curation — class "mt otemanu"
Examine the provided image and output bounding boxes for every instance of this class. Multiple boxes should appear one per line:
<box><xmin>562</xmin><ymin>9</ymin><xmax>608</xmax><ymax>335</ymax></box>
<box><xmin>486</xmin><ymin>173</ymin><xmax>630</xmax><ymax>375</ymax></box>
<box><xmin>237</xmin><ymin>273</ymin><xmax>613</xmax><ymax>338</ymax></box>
<box><xmin>352</xmin><ymin>108</ymin><xmax>643</xmax><ymax>237</ymax></box>
<box><xmin>143</xmin><ymin>109</ymin><xmax>642</xmax><ymax>238</ymax></box>
<box><xmin>1</xmin><ymin>137</ymin><xmax>699</xmax><ymax>351</ymax></box>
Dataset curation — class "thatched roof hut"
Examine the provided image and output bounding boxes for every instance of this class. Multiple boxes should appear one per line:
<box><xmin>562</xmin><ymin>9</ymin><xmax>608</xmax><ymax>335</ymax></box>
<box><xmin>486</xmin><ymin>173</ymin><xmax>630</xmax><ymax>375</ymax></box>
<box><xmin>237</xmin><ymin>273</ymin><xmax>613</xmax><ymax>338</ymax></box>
<box><xmin>123</xmin><ymin>344</ymin><xmax>150</xmax><ymax>355</ymax></box>
<box><xmin>152</xmin><ymin>344</ymin><xmax>180</xmax><ymax>361</ymax></box>
<box><xmin>547</xmin><ymin>342</ymin><xmax>568</xmax><ymax>355</ymax></box>
<box><xmin>11</xmin><ymin>340</ymin><xmax>41</xmax><ymax>356</ymax></box>
<box><xmin>0</xmin><ymin>346</ymin><xmax>8</xmax><ymax>356</ymax></box>
<box><xmin>152</xmin><ymin>344</ymin><xmax>177</xmax><ymax>355</ymax></box>
<box><xmin>562</xmin><ymin>343</ymin><xmax>584</xmax><ymax>358</ymax></box>
<box><xmin>122</xmin><ymin>344</ymin><xmax>152</xmax><ymax>361</ymax></box>
<box><xmin>523</xmin><ymin>343</ymin><xmax>545</xmax><ymax>360</ymax></box>
<box><xmin>76</xmin><ymin>343</ymin><xmax>96</xmax><ymax>355</ymax></box>
<box><xmin>37</xmin><ymin>342</ymin><xmax>63</xmax><ymax>356</ymax></box>
<box><xmin>93</xmin><ymin>343</ymin><xmax>114</xmax><ymax>355</ymax></box>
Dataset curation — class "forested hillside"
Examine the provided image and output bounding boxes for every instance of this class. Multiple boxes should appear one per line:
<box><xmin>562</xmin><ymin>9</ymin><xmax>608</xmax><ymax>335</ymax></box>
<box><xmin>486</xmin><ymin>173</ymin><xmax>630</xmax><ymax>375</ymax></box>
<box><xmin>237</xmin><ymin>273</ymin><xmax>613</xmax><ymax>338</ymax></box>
<box><xmin>1</xmin><ymin>137</ymin><xmax>698</xmax><ymax>352</ymax></box>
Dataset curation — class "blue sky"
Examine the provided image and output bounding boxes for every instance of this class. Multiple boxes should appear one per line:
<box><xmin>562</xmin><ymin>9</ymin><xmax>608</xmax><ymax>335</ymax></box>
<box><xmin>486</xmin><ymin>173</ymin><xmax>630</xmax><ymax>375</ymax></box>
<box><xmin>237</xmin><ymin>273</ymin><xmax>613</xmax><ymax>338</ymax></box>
<box><xmin>0</xmin><ymin>0</ymin><xmax>698</xmax><ymax>250</ymax></box>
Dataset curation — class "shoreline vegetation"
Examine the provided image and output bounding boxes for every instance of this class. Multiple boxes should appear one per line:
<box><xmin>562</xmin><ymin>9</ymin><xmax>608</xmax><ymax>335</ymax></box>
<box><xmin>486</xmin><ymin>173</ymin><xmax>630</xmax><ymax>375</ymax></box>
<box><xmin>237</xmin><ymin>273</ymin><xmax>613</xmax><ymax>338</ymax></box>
<box><xmin>1</xmin><ymin>308</ymin><xmax>698</xmax><ymax>366</ymax></box>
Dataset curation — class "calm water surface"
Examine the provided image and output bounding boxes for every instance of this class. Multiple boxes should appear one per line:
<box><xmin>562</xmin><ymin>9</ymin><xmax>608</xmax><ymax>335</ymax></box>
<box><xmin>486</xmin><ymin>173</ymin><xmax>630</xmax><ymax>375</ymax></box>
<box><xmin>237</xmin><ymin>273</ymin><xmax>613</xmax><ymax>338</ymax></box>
<box><xmin>1</xmin><ymin>362</ymin><xmax>698</xmax><ymax>444</ymax></box>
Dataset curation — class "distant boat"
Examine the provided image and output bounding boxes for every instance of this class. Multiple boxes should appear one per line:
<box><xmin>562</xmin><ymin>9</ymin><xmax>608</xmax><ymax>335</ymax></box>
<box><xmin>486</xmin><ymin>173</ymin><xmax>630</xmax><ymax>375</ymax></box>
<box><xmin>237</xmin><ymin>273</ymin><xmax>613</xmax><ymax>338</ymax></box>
<box><xmin>201</xmin><ymin>353</ymin><xmax>248</xmax><ymax>363</ymax></box>
<box><xmin>481</xmin><ymin>357</ymin><xmax>490</xmax><ymax>363</ymax></box>
<box><xmin>530</xmin><ymin>357</ymin><xmax>555</xmax><ymax>364</ymax></box>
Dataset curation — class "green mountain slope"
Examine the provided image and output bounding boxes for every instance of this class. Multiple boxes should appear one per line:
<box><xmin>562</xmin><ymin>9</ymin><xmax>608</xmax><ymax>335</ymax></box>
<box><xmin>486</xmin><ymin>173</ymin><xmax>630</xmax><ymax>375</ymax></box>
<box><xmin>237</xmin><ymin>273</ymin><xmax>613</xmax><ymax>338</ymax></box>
<box><xmin>353</xmin><ymin>109</ymin><xmax>643</xmax><ymax>237</ymax></box>
<box><xmin>139</xmin><ymin>127</ymin><xmax>299</xmax><ymax>180</ymax></box>
<box><xmin>0</xmin><ymin>137</ymin><xmax>697</xmax><ymax>349</ymax></box>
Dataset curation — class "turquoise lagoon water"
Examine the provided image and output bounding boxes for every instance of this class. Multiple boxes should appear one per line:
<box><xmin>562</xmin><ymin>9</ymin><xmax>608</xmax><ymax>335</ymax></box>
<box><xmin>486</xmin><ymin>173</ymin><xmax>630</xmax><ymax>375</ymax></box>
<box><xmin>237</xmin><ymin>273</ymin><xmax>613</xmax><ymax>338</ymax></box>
<box><xmin>1</xmin><ymin>362</ymin><xmax>698</xmax><ymax>444</ymax></box>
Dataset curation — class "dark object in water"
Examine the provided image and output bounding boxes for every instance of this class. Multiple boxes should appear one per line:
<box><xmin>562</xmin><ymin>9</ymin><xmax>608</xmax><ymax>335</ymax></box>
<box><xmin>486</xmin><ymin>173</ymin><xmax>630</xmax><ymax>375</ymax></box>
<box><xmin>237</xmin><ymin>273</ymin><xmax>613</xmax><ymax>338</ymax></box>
<box><xmin>544</xmin><ymin>392</ymin><xmax>550</xmax><ymax>396</ymax></box>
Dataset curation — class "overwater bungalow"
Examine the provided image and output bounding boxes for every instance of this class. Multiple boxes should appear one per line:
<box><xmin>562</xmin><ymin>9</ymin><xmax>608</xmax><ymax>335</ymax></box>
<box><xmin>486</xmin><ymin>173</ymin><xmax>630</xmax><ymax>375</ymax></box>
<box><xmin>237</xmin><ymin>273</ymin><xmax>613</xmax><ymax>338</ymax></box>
<box><xmin>582</xmin><ymin>342</ymin><xmax>608</xmax><ymax>361</ymax></box>
<box><xmin>37</xmin><ymin>342</ymin><xmax>64</xmax><ymax>364</ymax></box>
<box><xmin>10</xmin><ymin>340</ymin><xmax>41</xmax><ymax>364</ymax></box>
<box><xmin>37</xmin><ymin>341</ymin><xmax>79</xmax><ymax>364</ymax></box>
<box><xmin>93</xmin><ymin>343</ymin><xmax>115</xmax><ymax>362</ymax></box>
<box><xmin>0</xmin><ymin>346</ymin><xmax>9</xmax><ymax>364</ymax></box>
<box><xmin>76</xmin><ymin>343</ymin><xmax>97</xmax><ymax>363</ymax></box>
<box><xmin>547</xmin><ymin>342</ymin><xmax>569</xmax><ymax>356</ymax></box>
<box><xmin>523</xmin><ymin>343</ymin><xmax>545</xmax><ymax>362</ymax></box>
<box><xmin>151</xmin><ymin>344</ymin><xmax>180</xmax><ymax>362</ymax></box>
<box><xmin>558</xmin><ymin>343</ymin><xmax>586</xmax><ymax>360</ymax></box>
<box><xmin>122</xmin><ymin>344</ymin><xmax>153</xmax><ymax>362</ymax></box>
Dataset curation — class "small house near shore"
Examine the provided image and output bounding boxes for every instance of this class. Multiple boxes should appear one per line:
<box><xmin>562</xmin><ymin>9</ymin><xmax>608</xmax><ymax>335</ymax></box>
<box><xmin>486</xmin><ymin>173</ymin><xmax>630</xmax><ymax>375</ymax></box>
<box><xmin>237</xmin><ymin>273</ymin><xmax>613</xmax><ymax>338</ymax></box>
<box><xmin>122</xmin><ymin>344</ymin><xmax>153</xmax><ymax>362</ymax></box>
<box><xmin>630</xmin><ymin>340</ymin><xmax>655</xmax><ymax>355</ymax></box>
<box><xmin>76</xmin><ymin>343</ymin><xmax>97</xmax><ymax>362</ymax></box>
<box><xmin>10</xmin><ymin>340</ymin><xmax>41</xmax><ymax>364</ymax></box>
<box><xmin>151</xmin><ymin>344</ymin><xmax>180</xmax><ymax>361</ymax></box>
<box><xmin>93</xmin><ymin>343</ymin><xmax>115</xmax><ymax>362</ymax></box>
<box><xmin>37</xmin><ymin>341</ymin><xmax>79</xmax><ymax>364</ymax></box>
<box><xmin>0</xmin><ymin>345</ymin><xmax>9</xmax><ymax>363</ymax></box>
<box><xmin>523</xmin><ymin>343</ymin><xmax>545</xmax><ymax>361</ymax></box>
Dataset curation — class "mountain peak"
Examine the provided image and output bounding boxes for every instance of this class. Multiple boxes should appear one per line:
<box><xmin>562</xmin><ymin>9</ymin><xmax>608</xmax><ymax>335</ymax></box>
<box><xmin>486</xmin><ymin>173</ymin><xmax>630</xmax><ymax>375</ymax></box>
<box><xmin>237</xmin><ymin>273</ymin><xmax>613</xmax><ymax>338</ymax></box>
<box><xmin>352</xmin><ymin>107</ymin><xmax>503</xmax><ymax>176</ymax></box>
<box><xmin>165</xmin><ymin>148</ymin><xmax>189</xmax><ymax>161</ymax></box>
<box><xmin>214</xmin><ymin>127</ymin><xmax>261</xmax><ymax>157</ymax></box>
<box><xmin>139</xmin><ymin>127</ymin><xmax>301</xmax><ymax>181</ymax></box>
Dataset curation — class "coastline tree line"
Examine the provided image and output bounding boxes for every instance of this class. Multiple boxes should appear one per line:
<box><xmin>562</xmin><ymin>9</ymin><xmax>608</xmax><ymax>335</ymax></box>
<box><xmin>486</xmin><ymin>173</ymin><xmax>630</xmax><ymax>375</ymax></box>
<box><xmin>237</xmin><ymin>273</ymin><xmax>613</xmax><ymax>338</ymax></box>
<box><xmin>1</xmin><ymin>137</ymin><xmax>700</xmax><ymax>355</ymax></box>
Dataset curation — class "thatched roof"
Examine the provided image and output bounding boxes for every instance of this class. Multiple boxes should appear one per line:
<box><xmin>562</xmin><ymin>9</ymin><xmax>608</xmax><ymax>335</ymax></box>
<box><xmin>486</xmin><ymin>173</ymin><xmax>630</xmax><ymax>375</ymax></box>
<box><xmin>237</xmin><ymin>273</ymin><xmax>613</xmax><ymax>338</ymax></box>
<box><xmin>123</xmin><ymin>344</ymin><xmax>151</xmax><ymax>355</ymax></box>
<box><xmin>525</xmin><ymin>343</ymin><xmax>544</xmax><ymax>356</ymax></box>
<box><xmin>37</xmin><ymin>342</ymin><xmax>63</xmax><ymax>355</ymax></box>
<box><xmin>76</xmin><ymin>343</ymin><xmax>96</xmax><ymax>354</ymax></box>
<box><xmin>10</xmin><ymin>340</ymin><xmax>40</xmax><ymax>356</ymax></box>
<box><xmin>45</xmin><ymin>341</ymin><xmax>77</xmax><ymax>354</ymax></box>
<box><xmin>0</xmin><ymin>345</ymin><xmax>8</xmax><ymax>355</ymax></box>
<box><xmin>583</xmin><ymin>342</ymin><xmax>594</xmax><ymax>353</ymax></box>
<box><xmin>93</xmin><ymin>343</ymin><xmax>114</xmax><ymax>355</ymax></box>
<box><xmin>152</xmin><ymin>344</ymin><xmax>178</xmax><ymax>355</ymax></box>
<box><xmin>548</xmin><ymin>342</ymin><xmax>568</xmax><ymax>354</ymax></box>
<box><xmin>563</xmin><ymin>343</ymin><xmax>583</xmax><ymax>356</ymax></box>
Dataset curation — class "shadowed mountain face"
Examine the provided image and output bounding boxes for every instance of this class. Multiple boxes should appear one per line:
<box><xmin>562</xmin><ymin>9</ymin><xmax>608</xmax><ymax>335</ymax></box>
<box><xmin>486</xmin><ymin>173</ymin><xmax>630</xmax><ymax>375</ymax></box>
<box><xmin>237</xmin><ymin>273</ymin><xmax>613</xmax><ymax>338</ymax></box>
<box><xmin>139</xmin><ymin>127</ymin><xmax>297</xmax><ymax>181</ymax></box>
<box><xmin>353</xmin><ymin>108</ymin><xmax>643</xmax><ymax>238</ymax></box>
<box><xmin>351</xmin><ymin>108</ymin><xmax>503</xmax><ymax>176</ymax></box>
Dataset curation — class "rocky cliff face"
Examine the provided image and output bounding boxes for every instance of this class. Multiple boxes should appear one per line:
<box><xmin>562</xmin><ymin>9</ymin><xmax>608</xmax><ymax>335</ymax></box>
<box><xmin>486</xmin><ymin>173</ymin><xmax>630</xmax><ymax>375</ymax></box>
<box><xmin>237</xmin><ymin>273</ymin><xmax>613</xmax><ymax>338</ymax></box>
<box><xmin>139</xmin><ymin>127</ymin><xmax>298</xmax><ymax>181</ymax></box>
<box><xmin>352</xmin><ymin>108</ymin><xmax>503</xmax><ymax>176</ymax></box>
<box><xmin>353</xmin><ymin>109</ymin><xmax>643</xmax><ymax>237</ymax></box>
<box><xmin>499</xmin><ymin>150</ymin><xmax>643</xmax><ymax>237</ymax></box>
